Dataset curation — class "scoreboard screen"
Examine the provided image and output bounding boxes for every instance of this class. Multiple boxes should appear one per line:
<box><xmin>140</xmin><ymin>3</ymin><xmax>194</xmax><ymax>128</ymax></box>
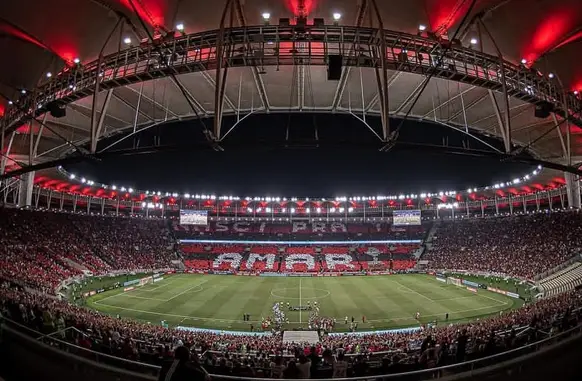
<box><xmin>179</xmin><ymin>210</ymin><xmax>208</xmax><ymax>226</ymax></box>
<box><xmin>393</xmin><ymin>210</ymin><xmax>421</xmax><ymax>226</ymax></box>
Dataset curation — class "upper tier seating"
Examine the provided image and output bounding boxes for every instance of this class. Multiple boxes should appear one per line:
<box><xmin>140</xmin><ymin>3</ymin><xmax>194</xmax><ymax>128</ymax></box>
<box><xmin>424</xmin><ymin>212</ymin><xmax>582</xmax><ymax>279</ymax></box>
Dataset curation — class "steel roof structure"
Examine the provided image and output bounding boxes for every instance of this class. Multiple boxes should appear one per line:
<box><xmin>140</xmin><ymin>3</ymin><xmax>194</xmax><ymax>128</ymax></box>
<box><xmin>0</xmin><ymin>0</ymin><xmax>582</xmax><ymax>192</ymax></box>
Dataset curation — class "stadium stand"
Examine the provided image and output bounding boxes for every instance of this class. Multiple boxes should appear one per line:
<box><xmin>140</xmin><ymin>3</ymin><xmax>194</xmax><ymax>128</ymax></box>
<box><xmin>424</xmin><ymin>212</ymin><xmax>582</xmax><ymax>280</ymax></box>
<box><xmin>172</xmin><ymin>221</ymin><xmax>427</xmax><ymax>241</ymax></box>
<box><xmin>539</xmin><ymin>262</ymin><xmax>582</xmax><ymax>297</ymax></box>
<box><xmin>3</xmin><ymin>208</ymin><xmax>582</xmax><ymax>379</ymax></box>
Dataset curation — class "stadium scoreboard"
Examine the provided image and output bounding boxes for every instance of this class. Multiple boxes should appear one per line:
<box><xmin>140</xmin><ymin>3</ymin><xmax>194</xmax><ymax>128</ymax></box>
<box><xmin>393</xmin><ymin>210</ymin><xmax>421</xmax><ymax>226</ymax></box>
<box><xmin>179</xmin><ymin>210</ymin><xmax>208</xmax><ymax>225</ymax></box>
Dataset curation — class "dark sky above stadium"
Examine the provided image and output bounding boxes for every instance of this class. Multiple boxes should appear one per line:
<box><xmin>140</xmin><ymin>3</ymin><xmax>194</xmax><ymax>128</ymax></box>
<box><xmin>69</xmin><ymin>114</ymin><xmax>534</xmax><ymax>197</ymax></box>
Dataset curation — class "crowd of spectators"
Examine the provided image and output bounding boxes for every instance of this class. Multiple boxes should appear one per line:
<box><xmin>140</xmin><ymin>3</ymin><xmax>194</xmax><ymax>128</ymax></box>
<box><xmin>425</xmin><ymin>212</ymin><xmax>582</xmax><ymax>280</ymax></box>
<box><xmin>0</xmin><ymin>208</ymin><xmax>175</xmax><ymax>292</ymax></box>
<box><xmin>1</xmin><ymin>284</ymin><xmax>580</xmax><ymax>378</ymax></box>
<box><xmin>2</xmin><ymin>208</ymin><xmax>582</xmax><ymax>378</ymax></box>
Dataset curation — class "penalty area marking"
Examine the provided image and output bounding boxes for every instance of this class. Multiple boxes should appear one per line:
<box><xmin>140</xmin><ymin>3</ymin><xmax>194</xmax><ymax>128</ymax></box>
<box><xmin>94</xmin><ymin>282</ymin><xmax>207</xmax><ymax>304</ymax></box>
<box><xmin>270</xmin><ymin>287</ymin><xmax>331</xmax><ymax>300</ymax></box>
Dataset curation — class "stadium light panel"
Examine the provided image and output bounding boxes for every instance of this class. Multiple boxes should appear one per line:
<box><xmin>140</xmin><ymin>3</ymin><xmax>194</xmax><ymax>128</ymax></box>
<box><xmin>73</xmin><ymin>57</ymin><xmax>80</xmax><ymax>64</ymax></box>
<box><xmin>262</xmin><ymin>12</ymin><xmax>270</xmax><ymax>20</ymax></box>
<box><xmin>8</xmin><ymin>100</ymin><xmax>13</xmax><ymax>105</ymax></box>
<box><xmin>316</xmin><ymin>207</ymin><xmax>321</xmax><ymax>213</ymax></box>
<box><xmin>470</xmin><ymin>38</ymin><xmax>478</xmax><ymax>45</ymax></box>
<box><xmin>128</xmin><ymin>188</ymin><xmax>133</xmax><ymax>193</ymax></box>
<box><xmin>46</xmin><ymin>72</ymin><xmax>52</xmax><ymax>78</ymax></box>
<box><xmin>306</xmin><ymin>208</ymin><xmax>310</xmax><ymax>213</ymax></box>
<box><xmin>176</xmin><ymin>23</ymin><xmax>185</xmax><ymax>31</ymax></box>
<box><xmin>333</xmin><ymin>12</ymin><xmax>342</xmax><ymax>21</ymax></box>
<box><xmin>21</xmin><ymin>89</ymin><xmax>26</xmax><ymax>94</ymax></box>
<box><xmin>521</xmin><ymin>58</ymin><xmax>527</xmax><ymax>64</ymax></box>
<box><xmin>290</xmin><ymin>208</ymin><xmax>295</xmax><ymax>214</ymax></box>
<box><xmin>548</xmin><ymin>73</ymin><xmax>554</xmax><ymax>79</ymax></box>
<box><xmin>81</xmin><ymin>178</ymin><xmax>86</xmax><ymax>183</ymax></box>
<box><xmin>418</xmin><ymin>24</ymin><xmax>427</xmax><ymax>31</ymax></box>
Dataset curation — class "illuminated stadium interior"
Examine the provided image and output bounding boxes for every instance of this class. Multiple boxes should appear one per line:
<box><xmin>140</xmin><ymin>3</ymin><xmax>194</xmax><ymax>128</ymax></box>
<box><xmin>1</xmin><ymin>0</ymin><xmax>582</xmax><ymax>380</ymax></box>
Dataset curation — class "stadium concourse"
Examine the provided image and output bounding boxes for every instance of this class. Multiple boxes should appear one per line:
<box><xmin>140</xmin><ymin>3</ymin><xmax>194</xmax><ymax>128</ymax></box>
<box><xmin>1</xmin><ymin>208</ymin><xmax>582</xmax><ymax>378</ymax></box>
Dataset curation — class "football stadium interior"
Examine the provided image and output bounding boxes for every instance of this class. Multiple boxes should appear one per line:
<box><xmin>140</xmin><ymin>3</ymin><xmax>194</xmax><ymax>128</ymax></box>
<box><xmin>1</xmin><ymin>0</ymin><xmax>582</xmax><ymax>380</ymax></box>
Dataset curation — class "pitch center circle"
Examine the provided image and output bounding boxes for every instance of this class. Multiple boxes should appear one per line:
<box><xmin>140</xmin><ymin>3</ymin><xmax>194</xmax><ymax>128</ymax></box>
<box><xmin>270</xmin><ymin>287</ymin><xmax>331</xmax><ymax>300</ymax></box>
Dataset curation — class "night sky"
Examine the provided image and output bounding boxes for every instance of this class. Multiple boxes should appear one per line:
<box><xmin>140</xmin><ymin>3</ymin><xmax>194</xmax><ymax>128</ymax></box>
<box><xmin>69</xmin><ymin>114</ymin><xmax>535</xmax><ymax>197</ymax></box>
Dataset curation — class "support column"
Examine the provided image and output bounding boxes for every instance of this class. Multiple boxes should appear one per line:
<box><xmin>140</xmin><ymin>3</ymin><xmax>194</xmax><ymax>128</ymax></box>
<box><xmin>17</xmin><ymin>171</ymin><xmax>35</xmax><ymax>207</ymax></box>
<box><xmin>564</xmin><ymin>172</ymin><xmax>581</xmax><ymax>209</ymax></box>
<box><xmin>548</xmin><ymin>192</ymin><xmax>553</xmax><ymax>210</ymax></box>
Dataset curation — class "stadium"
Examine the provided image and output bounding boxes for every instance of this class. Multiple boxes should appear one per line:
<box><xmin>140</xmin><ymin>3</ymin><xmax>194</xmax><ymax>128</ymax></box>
<box><xmin>1</xmin><ymin>0</ymin><xmax>582</xmax><ymax>380</ymax></box>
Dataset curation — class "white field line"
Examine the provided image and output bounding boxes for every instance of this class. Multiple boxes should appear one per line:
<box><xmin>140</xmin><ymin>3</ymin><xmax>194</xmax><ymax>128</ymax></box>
<box><xmin>165</xmin><ymin>279</ymin><xmax>209</xmax><ymax>302</ymax></box>
<box><xmin>139</xmin><ymin>276</ymin><xmax>182</xmax><ymax>292</ymax></box>
<box><xmin>95</xmin><ymin>277</ymin><xmax>207</xmax><ymax>304</ymax></box>
<box><xmin>92</xmin><ymin>300</ymin><xmax>511</xmax><ymax>325</ymax></box>
<box><xmin>366</xmin><ymin>302</ymin><xmax>512</xmax><ymax>323</ymax></box>
<box><xmin>391</xmin><ymin>280</ymin><xmax>437</xmax><ymax>304</ymax></box>
<box><xmin>299</xmin><ymin>278</ymin><xmax>302</xmax><ymax>324</ymax></box>
<box><xmin>475</xmin><ymin>291</ymin><xmax>510</xmax><ymax>306</ymax></box>
<box><xmin>116</xmin><ymin>294</ymin><xmax>168</xmax><ymax>301</ymax></box>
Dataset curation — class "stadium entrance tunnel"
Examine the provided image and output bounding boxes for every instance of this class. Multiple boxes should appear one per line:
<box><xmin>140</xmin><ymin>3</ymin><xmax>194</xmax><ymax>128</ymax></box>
<box><xmin>2</xmin><ymin>318</ymin><xmax>582</xmax><ymax>381</ymax></box>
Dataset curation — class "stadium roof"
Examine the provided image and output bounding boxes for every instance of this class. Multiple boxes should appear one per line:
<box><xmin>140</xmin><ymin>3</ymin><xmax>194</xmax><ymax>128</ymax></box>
<box><xmin>1</xmin><ymin>0</ymin><xmax>581</xmax><ymax>188</ymax></box>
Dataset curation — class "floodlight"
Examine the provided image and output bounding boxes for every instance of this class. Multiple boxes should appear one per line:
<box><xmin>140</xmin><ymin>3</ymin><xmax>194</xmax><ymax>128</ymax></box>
<box><xmin>123</xmin><ymin>37</ymin><xmax>132</xmax><ymax>45</ymax></box>
<box><xmin>69</xmin><ymin>174</ymin><xmax>75</xmax><ymax>179</ymax></box>
<box><xmin>575</xmin><ymin>90</ymin><xmax>579</xmax><ymax>95</ymax></box>
<box><xmin>8</xmin><ymin>101</ymin><xmax>13</xmax><ymax>105</ymax></box>
<box><xmin>73</xmin><ymin>57</ymin><xmax>80</xmax><ymax>64</ymax></box>
<box><xmin>306</xmin><ymin>208</ymin><xmax>310</xmax><ymax>213</ymax></box>
<box><xmin>81</xmin><ymin>178</ymin><xmax>86</xmax><ymax>183</ymax></box>
<box><xmin>21</xmin><ymin>89</ymin><xmax>26</xmax><ymax>94</ymax></box>
<box><xmin>290</xmin><ymin>208</ymin><xmax>295</xmax><ymax>214</ymax></box>
<box><xmin>176</xmin><ymin>23</ymin><xmax>184</xmax><ymax>31</ymax></box>
<box><xmin>418</xmin><ymin>24</ymin><xmax>427</xmax><ymax>31</ymax></box>
<box><xmin>112</xmin><ymin>185</ymin><xmax>117</xmax><ymax>190</ymax></box>
<box><xmin>262</xmin><ymin>12</ymin><xmax>270</xmax><ymax>20</ymax></box>
<box><xmin>548</xmin><ymin>73</ymin><xmax>554</xmax><ymax>79</ymax></box>
<box><xmin>46</xmin><ymin>72</ymin><xmax>52</xmax><ymax>78</ymax></box>
<box><xmin>470</xmin><ymin>38</ymin><xmax>478</xmax><ymax>45</ymax></box>
<box><xmin>333</xmin><ymin>12</ymin><xmax>342</xmax><ymax>21</ymax></box>
<box><xmin>521</xmin><ymin>58</ymin><xmax>527</xmax><ymax>64</ymax></box>
<box><xmin>128</xmin><ymin>188</ymin><xmax>134</xmax><ymax>193</ymax></box>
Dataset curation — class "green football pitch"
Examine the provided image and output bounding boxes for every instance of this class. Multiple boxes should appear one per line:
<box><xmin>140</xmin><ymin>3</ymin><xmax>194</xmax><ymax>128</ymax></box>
<box><xmin>86</xmin><ymin>274</ymin><xmax>522</xmax><ymax>332</ymax></box>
